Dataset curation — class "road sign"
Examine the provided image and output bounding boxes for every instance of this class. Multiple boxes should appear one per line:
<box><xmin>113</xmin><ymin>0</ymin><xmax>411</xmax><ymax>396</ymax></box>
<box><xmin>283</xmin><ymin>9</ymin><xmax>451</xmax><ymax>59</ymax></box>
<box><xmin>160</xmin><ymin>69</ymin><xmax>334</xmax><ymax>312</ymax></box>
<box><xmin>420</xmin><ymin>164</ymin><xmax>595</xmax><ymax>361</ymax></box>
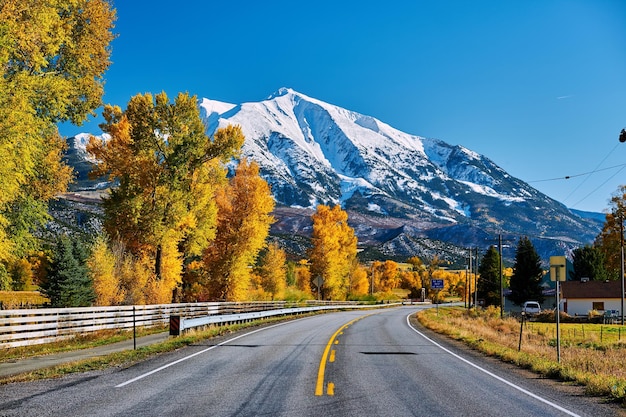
<box><xmin>550</xmin><ymin>256</ymin><xmax>567</xmax><ymax>282</ymax></box>
<box><xmin>431</xmin><ymin>279</ymin><xmax>444</xmax><ymax>289</ymax></box>
<box><xmin>313</xmin><ymin>276</ymin><xmax>324</xmax><ymax>289</ymax></box>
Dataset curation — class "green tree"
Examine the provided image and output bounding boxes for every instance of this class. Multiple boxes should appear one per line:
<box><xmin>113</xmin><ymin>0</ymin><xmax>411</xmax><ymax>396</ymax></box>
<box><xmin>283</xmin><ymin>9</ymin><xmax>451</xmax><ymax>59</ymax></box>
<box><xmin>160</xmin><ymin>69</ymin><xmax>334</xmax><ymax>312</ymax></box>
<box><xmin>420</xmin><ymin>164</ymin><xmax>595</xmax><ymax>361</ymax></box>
<box><xmin>509</xmin><ymin>237</ymin><xmax>544</xmax><ymax>305</ymax></box>
<box><xmin>0</xmin><ymin>1</ymin><xmax>115</xmax><ymax>263</ymax></box>
<box><xmin>477</xmin><ymin>245</ymin><xmax>501</xmax><ymax>307</ymax></box>
<box><xmin>42</xmin><ymin>235</ymin><xmax>95</xmax><ymax>308</ymax></box>
<box><xmin>571</xmin><ymin>245</ymin><xmax>608</xmax><ymax>282</ymax></box>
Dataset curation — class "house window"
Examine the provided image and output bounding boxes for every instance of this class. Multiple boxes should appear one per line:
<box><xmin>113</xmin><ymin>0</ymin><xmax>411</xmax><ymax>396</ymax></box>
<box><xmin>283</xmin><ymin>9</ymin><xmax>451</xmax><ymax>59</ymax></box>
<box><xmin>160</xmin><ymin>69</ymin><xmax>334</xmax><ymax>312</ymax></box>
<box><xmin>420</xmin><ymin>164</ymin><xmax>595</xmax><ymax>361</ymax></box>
<box><xmin>592</xmin><ymin>302</ymin><xmax>605</xmax><ymax>311</ymax></box>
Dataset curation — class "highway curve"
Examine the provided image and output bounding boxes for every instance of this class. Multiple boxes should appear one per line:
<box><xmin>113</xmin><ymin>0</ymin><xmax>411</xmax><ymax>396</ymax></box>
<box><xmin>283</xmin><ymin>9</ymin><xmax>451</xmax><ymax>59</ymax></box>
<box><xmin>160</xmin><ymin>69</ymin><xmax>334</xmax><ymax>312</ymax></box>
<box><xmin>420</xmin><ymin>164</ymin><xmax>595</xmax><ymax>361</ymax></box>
<box><xmin>0</xmin><ymin>305</ymin><xmax>622</xmax><ymax>417</ymax></box>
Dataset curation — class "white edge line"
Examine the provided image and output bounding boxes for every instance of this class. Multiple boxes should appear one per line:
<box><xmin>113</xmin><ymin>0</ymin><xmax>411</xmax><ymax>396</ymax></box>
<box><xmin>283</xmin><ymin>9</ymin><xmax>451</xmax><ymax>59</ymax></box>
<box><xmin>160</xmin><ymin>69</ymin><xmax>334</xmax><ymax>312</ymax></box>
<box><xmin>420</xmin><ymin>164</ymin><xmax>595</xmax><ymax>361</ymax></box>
<box><xmin>405</xmin><ymin>312</ymin><xmax>581</xmax><ymax>417</ymax></box>
<box><xmin>115</xmin><ymin>320</ymin><xmax>296</xmax><ymax>388</ymax></box>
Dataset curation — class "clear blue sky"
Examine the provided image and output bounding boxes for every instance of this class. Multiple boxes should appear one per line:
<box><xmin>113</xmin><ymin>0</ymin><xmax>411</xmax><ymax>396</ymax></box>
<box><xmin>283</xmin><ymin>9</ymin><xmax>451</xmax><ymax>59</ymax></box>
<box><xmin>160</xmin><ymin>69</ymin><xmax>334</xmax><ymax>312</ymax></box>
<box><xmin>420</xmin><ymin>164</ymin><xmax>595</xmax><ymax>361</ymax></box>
<box><xmin>61</xmin><ymin>0</ymin><xmax>626</xmax><ymax>214</ymax></box>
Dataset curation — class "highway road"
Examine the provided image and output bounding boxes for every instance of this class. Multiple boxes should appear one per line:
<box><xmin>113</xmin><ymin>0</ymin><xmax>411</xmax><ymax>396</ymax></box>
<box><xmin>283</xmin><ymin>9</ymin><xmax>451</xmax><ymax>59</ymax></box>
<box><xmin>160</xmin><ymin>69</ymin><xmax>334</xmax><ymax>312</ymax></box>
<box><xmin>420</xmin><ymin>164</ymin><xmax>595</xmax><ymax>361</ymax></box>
<box><xmin>0</xmin><ymin>305</ymin><xmax>622</xmax><ymax>416</ymax></box>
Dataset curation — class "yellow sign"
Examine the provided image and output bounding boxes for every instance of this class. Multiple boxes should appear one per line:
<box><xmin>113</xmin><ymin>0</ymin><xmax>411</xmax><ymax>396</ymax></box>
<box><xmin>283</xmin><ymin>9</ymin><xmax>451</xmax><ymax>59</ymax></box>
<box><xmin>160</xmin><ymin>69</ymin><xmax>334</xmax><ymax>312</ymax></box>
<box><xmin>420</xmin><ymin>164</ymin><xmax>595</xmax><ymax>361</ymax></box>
<box><xmin>550</xmin><ymin>256</ymin><xmax>567</xmax><ymax>282</ymax></box>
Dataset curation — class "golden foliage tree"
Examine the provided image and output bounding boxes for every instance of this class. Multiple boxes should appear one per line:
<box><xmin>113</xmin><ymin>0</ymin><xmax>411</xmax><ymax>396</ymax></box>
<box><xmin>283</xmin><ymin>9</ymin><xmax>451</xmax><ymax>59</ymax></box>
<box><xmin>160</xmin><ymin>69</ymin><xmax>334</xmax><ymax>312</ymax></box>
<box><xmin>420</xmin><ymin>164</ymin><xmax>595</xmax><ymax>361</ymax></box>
<box><xmin>255</xmin><ymin>243</ymin><xmax>287</xmax><ymax>300</ymax></box>
<box><xmin>349</xmin><ymin>264</ymin><xmax>370</xmax><ymax>297</ymax></box>
<box><xmin>399</xmin><ymin>269</ymin><xmax>424</xmax><ymax>299</ymax></box>
<box><xmin>309</xmin><ymin>205</ymin><xmax>357</xmax><ymax>300</ymax></box>
<box><xmin>88</xmin><ymin>93</ymin><xmax>244</xmax><ymax>303</ymax></box>
<box><xmin>202</xmin><ymin>159</ymin><xmax>275</xmax><ymax>300</ymax></box>
<box><xmin>294</xmin><ymin>260</ymin><xmax>313</xmax><ymax>296</ymax></box>
<box><xmin>87</xmin><ymin>234</ymin><xmax>124</xmax><ymax>306</ymax></box>
<box><xmin>0</xmin><ymin>0</ymin><xmax>115</xmax><ymax>262</ymax></box>
<box><xmin>370</xmin><ymin>260</ymin><xmax>400</xmax><ymax>292</ymax></box>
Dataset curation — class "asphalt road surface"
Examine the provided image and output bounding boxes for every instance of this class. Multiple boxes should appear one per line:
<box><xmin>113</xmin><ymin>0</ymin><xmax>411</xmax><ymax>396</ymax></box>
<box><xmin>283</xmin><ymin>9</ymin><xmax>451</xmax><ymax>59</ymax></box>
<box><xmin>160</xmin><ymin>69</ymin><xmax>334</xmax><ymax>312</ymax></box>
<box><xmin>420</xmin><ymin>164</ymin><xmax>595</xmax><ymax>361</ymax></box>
<box><xmin>0</xmin><ymin>305</ymin><xmax>623</xmax><ymax>417</ymax></box>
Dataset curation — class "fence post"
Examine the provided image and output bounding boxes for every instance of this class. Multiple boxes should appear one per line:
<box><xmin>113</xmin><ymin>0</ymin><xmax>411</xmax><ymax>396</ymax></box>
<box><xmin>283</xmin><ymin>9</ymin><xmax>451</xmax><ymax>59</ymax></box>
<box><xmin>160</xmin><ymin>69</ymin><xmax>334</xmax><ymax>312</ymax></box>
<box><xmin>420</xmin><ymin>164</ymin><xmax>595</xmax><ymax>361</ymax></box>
<box><xmin>133</xmin><ymin>306</ymin><xmax>136</xmax><ymax>350</ymax></box>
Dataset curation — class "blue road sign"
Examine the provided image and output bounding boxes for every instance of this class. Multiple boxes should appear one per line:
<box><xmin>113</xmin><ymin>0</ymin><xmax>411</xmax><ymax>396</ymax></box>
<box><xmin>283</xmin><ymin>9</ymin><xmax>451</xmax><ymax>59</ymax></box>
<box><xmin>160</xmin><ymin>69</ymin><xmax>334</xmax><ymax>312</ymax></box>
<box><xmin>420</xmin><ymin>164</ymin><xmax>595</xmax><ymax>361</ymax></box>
<box><xmin>431</xmin><ymin>279</ymin><xmax>444</xmax><ymax>289</ymax></box>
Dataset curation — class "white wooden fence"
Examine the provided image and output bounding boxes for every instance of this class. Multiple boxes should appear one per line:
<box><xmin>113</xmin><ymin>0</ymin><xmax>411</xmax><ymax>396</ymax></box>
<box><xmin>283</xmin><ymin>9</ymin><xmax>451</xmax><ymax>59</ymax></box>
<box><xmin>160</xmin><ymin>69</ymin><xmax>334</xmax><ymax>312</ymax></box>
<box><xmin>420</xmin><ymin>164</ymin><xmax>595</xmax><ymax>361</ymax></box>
<box><xmin>0</xmin><ymin>301</ymin><xmax>356</xmax><ymax>348</ymax></box>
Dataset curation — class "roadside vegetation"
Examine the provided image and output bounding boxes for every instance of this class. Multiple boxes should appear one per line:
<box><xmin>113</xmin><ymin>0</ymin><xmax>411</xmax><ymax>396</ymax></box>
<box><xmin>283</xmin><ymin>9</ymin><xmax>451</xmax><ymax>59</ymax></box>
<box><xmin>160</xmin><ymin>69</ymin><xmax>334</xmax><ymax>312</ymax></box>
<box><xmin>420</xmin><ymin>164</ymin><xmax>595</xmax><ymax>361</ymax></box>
<box><xmin>418</xmin><ymin>306</ymin><xmax>626</xmax><ymax>405</ymax></box>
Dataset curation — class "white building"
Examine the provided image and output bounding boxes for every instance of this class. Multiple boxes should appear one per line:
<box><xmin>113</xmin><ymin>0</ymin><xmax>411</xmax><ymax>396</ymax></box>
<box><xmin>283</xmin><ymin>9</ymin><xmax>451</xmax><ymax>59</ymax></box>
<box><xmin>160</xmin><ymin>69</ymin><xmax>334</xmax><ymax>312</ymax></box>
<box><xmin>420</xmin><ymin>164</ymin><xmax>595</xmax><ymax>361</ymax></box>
<box><xmin>561</xmin><ymin>280</ymin><xmax>624</xmax><ymax>316</ymax></box>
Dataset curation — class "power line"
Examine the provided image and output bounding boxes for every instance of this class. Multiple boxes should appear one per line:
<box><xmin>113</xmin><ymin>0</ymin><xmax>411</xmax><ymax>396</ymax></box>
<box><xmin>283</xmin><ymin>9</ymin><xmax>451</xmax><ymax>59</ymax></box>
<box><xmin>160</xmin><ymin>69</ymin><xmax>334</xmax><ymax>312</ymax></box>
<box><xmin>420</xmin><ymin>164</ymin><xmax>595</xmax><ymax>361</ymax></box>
<box><xmin>561</xmin><ymin>143</ymin><xmax>620</xmax><ymax>205</ymax></box>
<box><xmin>569</xmin><ymin>164</ymin><xmax>626</xmax><ymax>209</ymax></box>
<box><xmin>528</xmin><ymin>161</ymin><xmax>625</xmax><ymax>184</ymax></box>
<box><xmin>525</xmin><ymin>143</ymin><xmax>624</xmax><ymax>209</ymax></box>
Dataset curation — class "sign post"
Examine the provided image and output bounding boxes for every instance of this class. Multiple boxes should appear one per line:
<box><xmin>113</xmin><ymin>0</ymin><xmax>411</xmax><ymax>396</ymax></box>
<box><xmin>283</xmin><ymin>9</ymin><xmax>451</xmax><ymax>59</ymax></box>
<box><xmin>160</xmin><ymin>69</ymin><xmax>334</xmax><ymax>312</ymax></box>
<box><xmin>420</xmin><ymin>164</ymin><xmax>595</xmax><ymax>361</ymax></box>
<box><xmin>431</xmin><ymin>279</ymin><xmax>444</xmax><ymax>315</ymax></box>
<box><xmin>550</xmin><ymin>256</ymin><xmax>566</xmax><ymax>363</ymax></box>
<box><xmin>313</xmin><ymin>276</ymin><xmax>324</xmax><ymax>300</ymax></box>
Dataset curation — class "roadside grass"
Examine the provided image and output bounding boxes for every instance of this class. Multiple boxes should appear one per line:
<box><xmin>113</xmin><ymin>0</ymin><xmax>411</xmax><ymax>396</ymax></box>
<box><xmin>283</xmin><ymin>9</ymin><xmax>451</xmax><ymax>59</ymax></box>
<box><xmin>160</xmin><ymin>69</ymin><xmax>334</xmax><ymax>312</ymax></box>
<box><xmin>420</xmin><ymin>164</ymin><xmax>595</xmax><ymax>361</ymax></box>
<box><xmin>417</xmin><ymin>306</ymin><xmax>626</xmax><ymax>405</ymax></box>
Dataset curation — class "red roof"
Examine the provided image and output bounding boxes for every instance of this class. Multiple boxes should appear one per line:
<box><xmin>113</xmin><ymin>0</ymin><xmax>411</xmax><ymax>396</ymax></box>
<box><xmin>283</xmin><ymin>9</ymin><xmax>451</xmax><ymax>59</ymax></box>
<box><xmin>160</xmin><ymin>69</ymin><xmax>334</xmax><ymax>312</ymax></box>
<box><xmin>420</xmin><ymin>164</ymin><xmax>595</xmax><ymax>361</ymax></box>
<box><xmin>561</xmin><ymin>280</ymin><xmax>625</xmax><ymax>299</ymax></box>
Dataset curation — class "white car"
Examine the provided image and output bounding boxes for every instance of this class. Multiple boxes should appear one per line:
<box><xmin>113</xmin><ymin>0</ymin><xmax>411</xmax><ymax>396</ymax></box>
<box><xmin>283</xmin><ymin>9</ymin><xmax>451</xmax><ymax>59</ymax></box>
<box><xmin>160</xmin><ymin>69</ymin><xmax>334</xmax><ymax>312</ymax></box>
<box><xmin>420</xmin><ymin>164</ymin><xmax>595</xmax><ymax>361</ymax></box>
<box><xmin>522</xmin><ymin>301</ymin><xmax>541</xmax><ymax>315</ymax></box>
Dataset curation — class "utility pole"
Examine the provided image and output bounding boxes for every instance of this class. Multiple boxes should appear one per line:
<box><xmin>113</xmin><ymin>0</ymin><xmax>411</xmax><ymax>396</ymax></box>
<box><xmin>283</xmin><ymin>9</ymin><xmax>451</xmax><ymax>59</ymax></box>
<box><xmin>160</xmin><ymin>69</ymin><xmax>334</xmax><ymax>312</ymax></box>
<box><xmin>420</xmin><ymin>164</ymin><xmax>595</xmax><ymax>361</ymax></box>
<box><xmin>619</xmin><ymin>214</ymin><xmax>624</xmax><ymax>326</ymax></box>
<box><xmin>468</xmin><ymin>248</ymin><xmax>473</xmax><ymax>307</ymax></box>
<box><xmin>465</xmin><ymin>262</ymin><xmax>469</xmax><ymax>309</ymax></box>
<box><xmin>499</xmin><ymin>234</ymin><xmax>504</xmax><ymax>318</ymax></box>
<box><xmin>474</xmin><ymin>247</ymin><xmax>479</xmax><ymax>308</ymax></box>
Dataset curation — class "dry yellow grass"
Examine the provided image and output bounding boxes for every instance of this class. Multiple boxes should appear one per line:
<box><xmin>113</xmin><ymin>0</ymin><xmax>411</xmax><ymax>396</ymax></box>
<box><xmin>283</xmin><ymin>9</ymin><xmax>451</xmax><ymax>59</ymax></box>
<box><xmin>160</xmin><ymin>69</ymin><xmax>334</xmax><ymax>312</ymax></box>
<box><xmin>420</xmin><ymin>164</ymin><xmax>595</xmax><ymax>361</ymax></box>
<box><xmin>418</xmin><ymin>306</ymin><xmax>626</xmax><ymax>404</ymax></box>
<box><xmin>0</xmin><ymin>291</ymin><xmax>48</xmax><ymax>309</ymax></box>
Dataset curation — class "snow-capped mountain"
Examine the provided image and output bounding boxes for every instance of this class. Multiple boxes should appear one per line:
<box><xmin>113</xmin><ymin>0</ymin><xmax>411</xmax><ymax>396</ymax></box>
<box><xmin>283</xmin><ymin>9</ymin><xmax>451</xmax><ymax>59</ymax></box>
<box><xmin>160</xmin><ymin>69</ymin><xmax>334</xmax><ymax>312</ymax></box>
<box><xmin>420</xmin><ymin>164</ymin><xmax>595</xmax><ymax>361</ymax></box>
<box><xmin>200</xmin><ymin>88</ymin><xmax>601</xmax><ymax>258</ymax></box>
<box><xmin>67</xmin><ymin>88</ymin><xmax>602</xmax><ymax>263</ymax></box>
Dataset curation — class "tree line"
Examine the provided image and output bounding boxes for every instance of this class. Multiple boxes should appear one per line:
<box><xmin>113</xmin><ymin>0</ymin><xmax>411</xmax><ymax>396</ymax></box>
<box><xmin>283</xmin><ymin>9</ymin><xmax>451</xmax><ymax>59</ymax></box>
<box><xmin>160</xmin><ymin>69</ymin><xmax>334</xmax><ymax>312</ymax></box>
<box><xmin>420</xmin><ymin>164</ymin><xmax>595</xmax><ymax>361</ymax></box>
<box><xmin>2</xmin><ymin>2</ymin><xmax>626</xmax><ymax>309</ymax></box>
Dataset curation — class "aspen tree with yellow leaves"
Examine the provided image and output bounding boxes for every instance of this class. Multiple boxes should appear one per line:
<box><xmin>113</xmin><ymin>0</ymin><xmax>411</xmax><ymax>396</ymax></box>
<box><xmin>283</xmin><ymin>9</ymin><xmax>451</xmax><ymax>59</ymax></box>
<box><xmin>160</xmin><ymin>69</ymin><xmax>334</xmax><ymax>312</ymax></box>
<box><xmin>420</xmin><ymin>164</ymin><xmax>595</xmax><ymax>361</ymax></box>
<box><xmin>254</xmin><ymin>243</ymin><xmax>287</xmax><ymax>300</ymax></box>
<box><xmin>370</xmin><ymin>260</ymin><xmax>400</xmax><ymax>292</ymax></box>
<box><xmin>349</xmin><ymin>264</ymin><xmax>370</xmax><ymax>297</ymax></box>
<box><xmin>87</xmin><ymin>234</ymin><xmax>124</xmax><ymax>306</ymax></box>
<box><xmin>87</xmin><ymin>93</ymin><xmax>244</xmax><ymax>303</ymax></box>
<box><xmin>294</xmin><ymin>260</ymin><xmax>313</xmax><ymax>296</ymax></box>
<box><xmin>201</xmin><ymin>159</ymin><xmax>275</xmax><ymax>300</ymax></box>
<box><xmin>309</xmin><ymin>205</ymin><xmax>357</xmax><ymax>300</ymax></box>
<box><xmin>0</xmin><ymin>0</ymin><xmax>115</xmax><ymax>273</ymax></box>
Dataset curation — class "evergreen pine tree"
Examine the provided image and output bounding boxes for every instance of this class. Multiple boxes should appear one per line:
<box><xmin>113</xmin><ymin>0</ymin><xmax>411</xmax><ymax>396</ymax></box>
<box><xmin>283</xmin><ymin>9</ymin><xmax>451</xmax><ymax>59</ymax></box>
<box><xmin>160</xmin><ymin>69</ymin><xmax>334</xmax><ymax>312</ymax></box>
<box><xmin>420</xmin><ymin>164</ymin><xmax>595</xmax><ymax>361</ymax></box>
<box><xmin>509</xmin><ymin>237</ymin><xmax>544</xmax><ymax>305</ymax></box>
<box><xmin>42</xmin><ymin>235</ymin><xmax>95</xmax><ymax>307</ymax></box>
<box><xmin>571</xmin><ymin>245</ymin><xmax>608</xmax><ymax>281</ymax></box>
<box><xmin>477</xmin><ymin>246</ymin><xmax>501</xmax><ymax>306</ymax></box>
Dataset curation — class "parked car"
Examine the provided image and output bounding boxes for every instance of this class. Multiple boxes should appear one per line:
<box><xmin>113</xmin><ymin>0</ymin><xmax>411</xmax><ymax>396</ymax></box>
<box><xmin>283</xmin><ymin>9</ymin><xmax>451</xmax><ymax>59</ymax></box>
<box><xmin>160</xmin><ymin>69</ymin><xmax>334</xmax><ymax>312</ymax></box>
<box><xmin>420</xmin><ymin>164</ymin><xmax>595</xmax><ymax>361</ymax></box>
<box><xmin>522</xmin><ymin>301</ymin><xmax>541</xmax><ymax>315</ymax></box>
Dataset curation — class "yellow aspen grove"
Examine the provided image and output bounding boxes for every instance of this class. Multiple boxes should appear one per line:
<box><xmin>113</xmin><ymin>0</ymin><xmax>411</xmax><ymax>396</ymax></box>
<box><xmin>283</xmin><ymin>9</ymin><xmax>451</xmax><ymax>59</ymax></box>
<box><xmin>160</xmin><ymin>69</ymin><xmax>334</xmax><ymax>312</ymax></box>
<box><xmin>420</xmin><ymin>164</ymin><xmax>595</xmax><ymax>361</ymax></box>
<box><xmin>202</xmin><ymin>159</ymin><xmax>275</xmax><ymax>301</ymax></box>
<box><xmin>88</xmin><ymin>94</ymin><xmax>244</xmax><ymax>303</ymax></box>
<box><xmin>309</xmin><ymin>205</ymin><xmax>357</xmax><ymax>300</ymax></box>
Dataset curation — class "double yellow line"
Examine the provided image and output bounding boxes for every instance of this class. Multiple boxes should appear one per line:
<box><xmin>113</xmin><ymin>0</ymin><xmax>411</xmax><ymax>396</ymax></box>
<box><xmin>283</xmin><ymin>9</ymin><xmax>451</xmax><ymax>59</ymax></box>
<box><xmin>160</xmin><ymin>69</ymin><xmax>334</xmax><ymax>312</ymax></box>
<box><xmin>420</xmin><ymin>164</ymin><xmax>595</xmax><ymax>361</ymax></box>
<box><xmin>315</xmin><ymin>315</ymin><xmax>369</xmax><ymax>396</ymax></box>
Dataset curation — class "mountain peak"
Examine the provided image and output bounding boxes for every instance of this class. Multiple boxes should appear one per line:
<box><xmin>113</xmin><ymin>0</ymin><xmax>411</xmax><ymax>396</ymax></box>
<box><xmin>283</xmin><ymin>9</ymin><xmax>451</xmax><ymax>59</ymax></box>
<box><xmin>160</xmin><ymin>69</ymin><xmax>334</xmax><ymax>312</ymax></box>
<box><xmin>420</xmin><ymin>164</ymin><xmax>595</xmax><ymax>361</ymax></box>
<box><xmin>267</xmin><ymin>87</ymin><xmax>295</xmax><ymax>100</ymax></box>
<box><xmin>203</xmin><ymin>89</ymin><xmax>599</xmax><ymax>253</ymax></box>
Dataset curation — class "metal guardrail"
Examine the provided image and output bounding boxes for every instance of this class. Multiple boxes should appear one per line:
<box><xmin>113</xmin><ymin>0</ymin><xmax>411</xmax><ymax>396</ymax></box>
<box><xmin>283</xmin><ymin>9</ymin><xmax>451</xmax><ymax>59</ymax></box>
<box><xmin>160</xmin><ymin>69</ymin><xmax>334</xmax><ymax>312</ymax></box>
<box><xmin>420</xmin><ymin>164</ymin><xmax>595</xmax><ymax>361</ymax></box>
<box><xmin>170</xmin><ymin>303</ymin><xmax>388</xmax><ymax>336</ymax></box>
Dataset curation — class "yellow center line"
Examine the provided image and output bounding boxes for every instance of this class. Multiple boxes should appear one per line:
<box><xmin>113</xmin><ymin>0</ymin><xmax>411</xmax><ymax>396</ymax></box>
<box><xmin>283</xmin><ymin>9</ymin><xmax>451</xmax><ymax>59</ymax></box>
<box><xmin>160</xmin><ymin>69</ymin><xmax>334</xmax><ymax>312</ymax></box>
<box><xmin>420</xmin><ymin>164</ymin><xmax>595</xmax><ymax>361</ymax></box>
<box><xmin>315</xmin><ymin>315</ymin><xmax>371</xmax><ymax>396</ymax></box>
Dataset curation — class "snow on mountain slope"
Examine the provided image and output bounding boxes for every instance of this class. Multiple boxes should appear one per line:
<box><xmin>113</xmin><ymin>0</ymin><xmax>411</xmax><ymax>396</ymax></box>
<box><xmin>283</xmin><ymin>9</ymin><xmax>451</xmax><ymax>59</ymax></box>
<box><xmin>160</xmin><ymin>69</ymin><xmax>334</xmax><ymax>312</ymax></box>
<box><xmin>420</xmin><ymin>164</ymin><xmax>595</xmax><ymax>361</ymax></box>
<box><xmin>198</xmin><ymin>88</ymin><xmax>599</xmax><ymax>247</ymax></box>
